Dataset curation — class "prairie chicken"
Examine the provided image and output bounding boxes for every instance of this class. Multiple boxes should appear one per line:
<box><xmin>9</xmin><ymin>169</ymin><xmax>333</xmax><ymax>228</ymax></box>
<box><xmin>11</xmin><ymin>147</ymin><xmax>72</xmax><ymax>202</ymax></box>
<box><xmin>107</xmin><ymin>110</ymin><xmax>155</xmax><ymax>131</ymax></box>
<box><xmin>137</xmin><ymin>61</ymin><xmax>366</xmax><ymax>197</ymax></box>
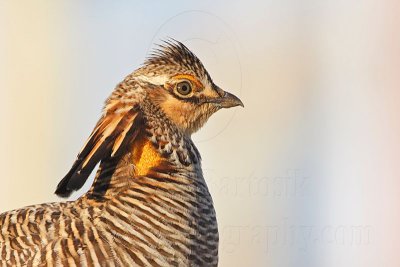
<box><xmin>0</xmin><ymin>40</ymin><xmax>243</xmax><ymax>266</ymax></box>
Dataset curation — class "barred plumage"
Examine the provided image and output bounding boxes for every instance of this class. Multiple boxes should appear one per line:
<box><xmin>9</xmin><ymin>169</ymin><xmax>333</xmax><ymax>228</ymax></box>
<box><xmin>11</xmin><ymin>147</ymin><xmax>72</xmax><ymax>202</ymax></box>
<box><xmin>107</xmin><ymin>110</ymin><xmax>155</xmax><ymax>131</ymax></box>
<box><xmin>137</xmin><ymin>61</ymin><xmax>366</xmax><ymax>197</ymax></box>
<box><xmin>0</xmin><ymin>40</ymin><xmax>243</xmax><ymax>266</ymax></box>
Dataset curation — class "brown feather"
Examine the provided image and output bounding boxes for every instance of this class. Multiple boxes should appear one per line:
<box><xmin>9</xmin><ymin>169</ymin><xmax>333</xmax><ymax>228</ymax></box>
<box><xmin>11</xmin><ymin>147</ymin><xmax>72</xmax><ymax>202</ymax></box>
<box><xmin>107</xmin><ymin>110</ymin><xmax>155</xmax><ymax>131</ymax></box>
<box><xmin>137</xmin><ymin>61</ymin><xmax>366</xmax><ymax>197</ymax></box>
<box><xmin>55</xmin><ymin>106</ymin><xmax>143</xmax><ymax>198</ymax></box>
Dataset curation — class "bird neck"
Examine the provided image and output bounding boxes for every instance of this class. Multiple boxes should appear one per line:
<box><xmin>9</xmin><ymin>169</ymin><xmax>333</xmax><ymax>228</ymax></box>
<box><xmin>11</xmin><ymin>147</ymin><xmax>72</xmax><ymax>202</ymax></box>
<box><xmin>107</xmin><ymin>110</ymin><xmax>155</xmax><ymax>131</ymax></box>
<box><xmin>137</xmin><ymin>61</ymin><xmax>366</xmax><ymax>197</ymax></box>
<box><xmin>85</xmin><ymin>104</ymin><xmax>203</xmax><ymax>201</ymax></box>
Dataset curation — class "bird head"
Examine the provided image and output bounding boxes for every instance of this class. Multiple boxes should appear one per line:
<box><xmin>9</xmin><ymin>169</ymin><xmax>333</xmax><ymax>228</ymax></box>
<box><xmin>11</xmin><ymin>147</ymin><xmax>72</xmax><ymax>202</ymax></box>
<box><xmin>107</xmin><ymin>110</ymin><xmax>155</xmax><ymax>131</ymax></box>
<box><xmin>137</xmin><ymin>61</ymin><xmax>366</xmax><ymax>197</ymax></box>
<box><xmin>55</xmin><ymin>40</ymin><xmax>243</xmax><ymax>197</ymax></box>
<box><xmin>132</xmin><ymin>40</ymin><xmax>243</xmax><ymax>135</ymax></box>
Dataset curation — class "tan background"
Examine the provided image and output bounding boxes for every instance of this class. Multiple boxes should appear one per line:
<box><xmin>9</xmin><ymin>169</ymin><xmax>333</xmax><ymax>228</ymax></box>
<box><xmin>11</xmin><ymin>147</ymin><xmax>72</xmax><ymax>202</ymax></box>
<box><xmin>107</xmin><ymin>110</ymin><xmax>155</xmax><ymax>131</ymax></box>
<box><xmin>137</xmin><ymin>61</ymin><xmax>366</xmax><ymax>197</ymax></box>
<box><xmin>1</xmin><ymin>1</ymin><xmax>400</xmax><ymax>266</ymax></box>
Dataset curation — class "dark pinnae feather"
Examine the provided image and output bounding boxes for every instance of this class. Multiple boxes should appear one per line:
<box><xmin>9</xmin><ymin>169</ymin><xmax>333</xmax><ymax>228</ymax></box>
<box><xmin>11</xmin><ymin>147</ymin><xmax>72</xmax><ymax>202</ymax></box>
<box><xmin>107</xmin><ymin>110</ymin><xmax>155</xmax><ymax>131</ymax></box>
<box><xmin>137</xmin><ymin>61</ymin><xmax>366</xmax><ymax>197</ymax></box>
<box><xmin>55</xmin><ymin>107</ymin><xmax>143</xmax><ymax>198</ymax></box>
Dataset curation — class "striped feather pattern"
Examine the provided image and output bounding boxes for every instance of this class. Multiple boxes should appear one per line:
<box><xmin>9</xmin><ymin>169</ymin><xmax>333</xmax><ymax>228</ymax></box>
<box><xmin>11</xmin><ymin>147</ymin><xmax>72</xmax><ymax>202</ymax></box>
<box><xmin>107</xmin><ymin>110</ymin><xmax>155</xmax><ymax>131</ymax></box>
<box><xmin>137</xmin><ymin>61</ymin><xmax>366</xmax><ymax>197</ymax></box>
<box><xmin>0</xmin><ymin>101</ymin><xmax>219</xmax><ymax>266</ymax></box>
<box><xmin>55</xmin><ymin>101</ymin><xmax>143</xmax><ymax>198</ymax></box>
<box><xmin>0</xmin><ymin>40</ymin><xmax>236</xmax><ymax>266</ymax></box>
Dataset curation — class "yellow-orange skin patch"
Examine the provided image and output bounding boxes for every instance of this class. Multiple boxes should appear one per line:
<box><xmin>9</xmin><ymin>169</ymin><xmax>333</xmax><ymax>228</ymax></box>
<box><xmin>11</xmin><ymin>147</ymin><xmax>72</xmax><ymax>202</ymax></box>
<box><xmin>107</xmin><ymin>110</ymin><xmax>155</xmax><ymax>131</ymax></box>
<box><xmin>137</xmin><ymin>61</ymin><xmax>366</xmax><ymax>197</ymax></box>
<box><xmin>131</xmin><ymin>139</ymin><xmax>162</xmax><ymax>176</ymax></box>
<box><xmin>172</xmin><ymin>74</ymin><xmax>203</xmax><ymax>89</ymax></box>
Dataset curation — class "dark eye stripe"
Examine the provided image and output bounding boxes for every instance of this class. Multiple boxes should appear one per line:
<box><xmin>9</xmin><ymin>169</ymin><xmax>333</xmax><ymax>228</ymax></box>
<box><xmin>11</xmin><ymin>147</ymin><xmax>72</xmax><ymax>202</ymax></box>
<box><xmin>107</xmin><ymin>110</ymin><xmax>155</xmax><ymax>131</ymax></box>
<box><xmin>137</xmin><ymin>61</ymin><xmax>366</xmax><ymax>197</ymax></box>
<box><xmin>169</xmin><ymin>91</ymin><xmax>206</xmax><ymax>104</ymax></box>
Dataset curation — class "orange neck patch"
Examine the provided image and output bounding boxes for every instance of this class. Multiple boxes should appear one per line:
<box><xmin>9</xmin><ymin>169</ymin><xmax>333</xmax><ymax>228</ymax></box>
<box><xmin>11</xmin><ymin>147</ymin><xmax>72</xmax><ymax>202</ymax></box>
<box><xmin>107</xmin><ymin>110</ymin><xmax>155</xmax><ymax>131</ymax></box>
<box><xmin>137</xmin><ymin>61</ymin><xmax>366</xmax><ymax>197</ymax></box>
<box><xmin>131</xmin><ymin>139</ymin><xmax>161</xmax><ymax>176</ymax></box>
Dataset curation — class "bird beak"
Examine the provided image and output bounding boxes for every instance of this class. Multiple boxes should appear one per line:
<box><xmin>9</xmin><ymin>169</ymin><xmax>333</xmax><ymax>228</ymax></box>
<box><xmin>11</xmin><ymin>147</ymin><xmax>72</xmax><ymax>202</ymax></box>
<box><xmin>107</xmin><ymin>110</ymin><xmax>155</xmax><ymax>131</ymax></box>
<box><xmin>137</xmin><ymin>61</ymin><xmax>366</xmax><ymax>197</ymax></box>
<box><xmin>207</xmin><ymin>88</ymin><xmax>244</xmax><ymax>108</ymax></box>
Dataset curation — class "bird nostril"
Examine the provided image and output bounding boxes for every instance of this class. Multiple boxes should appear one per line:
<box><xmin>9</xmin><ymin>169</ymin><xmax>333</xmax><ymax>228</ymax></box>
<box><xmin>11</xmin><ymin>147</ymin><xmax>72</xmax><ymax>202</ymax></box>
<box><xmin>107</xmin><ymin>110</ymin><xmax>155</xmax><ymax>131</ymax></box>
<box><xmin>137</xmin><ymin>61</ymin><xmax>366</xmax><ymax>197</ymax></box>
<box><xmin>214</xmin><ymin>86</ymin><xmax>225</xmax><ymax>98</ymax></box>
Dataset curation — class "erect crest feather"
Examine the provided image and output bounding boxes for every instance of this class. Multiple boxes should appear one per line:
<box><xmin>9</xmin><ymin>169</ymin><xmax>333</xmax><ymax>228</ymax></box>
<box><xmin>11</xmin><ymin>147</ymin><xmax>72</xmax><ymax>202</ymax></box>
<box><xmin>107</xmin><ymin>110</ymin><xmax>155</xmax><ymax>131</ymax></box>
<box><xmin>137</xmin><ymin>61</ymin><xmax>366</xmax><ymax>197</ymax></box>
<box><xmin>144</xmin><ymin>38</ymin><xmax>212</xmax><ymax>83</ymax></box>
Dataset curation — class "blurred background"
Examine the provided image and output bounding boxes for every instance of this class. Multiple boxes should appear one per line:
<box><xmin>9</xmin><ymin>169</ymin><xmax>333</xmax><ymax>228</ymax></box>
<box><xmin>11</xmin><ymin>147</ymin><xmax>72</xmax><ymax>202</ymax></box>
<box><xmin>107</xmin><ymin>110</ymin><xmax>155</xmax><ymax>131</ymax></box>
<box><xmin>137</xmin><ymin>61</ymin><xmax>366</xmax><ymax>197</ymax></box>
<box><xmin>1</xmin><ymin>1</ymin><xmax>400</xmax><ymax>266</ymax></box>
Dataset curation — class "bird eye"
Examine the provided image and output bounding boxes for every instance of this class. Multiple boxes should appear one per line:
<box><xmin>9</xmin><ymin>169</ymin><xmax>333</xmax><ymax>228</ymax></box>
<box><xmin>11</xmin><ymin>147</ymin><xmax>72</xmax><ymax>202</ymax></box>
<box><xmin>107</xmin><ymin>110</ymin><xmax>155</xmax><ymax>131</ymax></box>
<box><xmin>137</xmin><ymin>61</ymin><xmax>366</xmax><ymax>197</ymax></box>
<box><xmin>176</xmin><ymin>81</ymin><xmax>192</xmax><ymax>96</ymax></box>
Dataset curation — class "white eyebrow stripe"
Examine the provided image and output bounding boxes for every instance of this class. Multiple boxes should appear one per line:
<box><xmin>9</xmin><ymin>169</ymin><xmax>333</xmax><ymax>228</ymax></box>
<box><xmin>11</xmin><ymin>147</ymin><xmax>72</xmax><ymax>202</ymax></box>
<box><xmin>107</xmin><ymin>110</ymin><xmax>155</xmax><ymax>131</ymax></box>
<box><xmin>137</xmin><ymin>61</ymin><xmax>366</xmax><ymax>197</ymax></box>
<box><xmin>136</xmin><ymin>75</ymin><xmax>169</xmax><ymax>85</ymax></box>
